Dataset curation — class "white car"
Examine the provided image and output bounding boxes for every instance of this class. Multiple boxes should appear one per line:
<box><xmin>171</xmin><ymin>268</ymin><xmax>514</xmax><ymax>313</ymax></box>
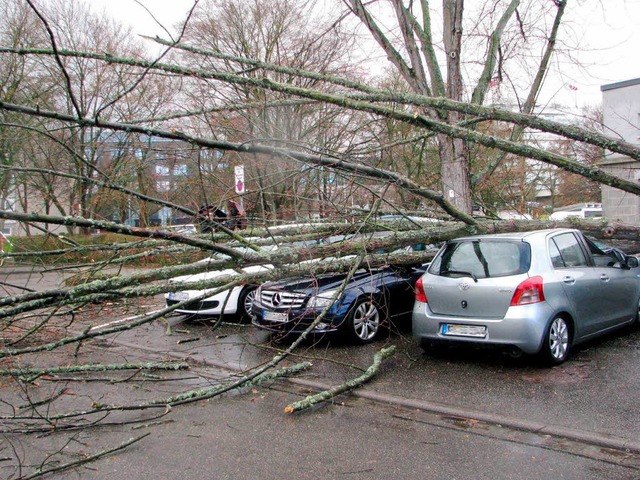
<box><xmin>164</xmin><ymin>224</ymin><xmax>197</xmax><ymax>234</ymax></box>
<box><xmin>165</xmin><ymin>242</ymin><xmax>317</xmax><ymax>320</ymax></box>
<box><xmin>165</xmin><ymin>264</ymin><xmax>271</xmax><ymax>320</ymax></box>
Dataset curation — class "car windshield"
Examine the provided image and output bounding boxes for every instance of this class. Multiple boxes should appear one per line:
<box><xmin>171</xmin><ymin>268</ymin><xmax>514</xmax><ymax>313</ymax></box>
<box><xmin>428</xmin><ymin>239</ymin><xmax>531</xmax><ymax>279</ymax></box>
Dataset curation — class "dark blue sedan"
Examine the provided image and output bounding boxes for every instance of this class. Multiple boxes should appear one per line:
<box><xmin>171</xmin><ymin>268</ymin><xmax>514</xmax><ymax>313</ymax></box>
<box><xmin>251</xmin><ymin>264</ymin><xmax>427</xmax><ymax>343</ymax></box>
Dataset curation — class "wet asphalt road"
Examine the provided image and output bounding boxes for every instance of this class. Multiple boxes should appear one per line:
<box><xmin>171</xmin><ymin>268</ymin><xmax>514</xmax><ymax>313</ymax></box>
<box><xmin>2</xmin><ymin>266</ymin><xmax>640</xmax><ymax>479</ymax></box>
<box><xmin>103</xmin><ymin>305</ymin><xmax>640</xmax><ymax>479</ymax></box>
<box><xmin>148</xmin><ymin>314</ymin><xmax>640</xmax><ymax>439</ymax></box>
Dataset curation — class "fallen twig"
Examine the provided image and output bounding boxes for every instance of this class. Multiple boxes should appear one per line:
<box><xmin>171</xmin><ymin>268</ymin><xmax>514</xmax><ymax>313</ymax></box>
<box><xmin>17</xmin><ymin>433</ymin><xmax>150</xmax><ymax>479</ymax></box>
<box><xmin>0</xmin><ymin>361</ymin><xmax>313</xmax><ymax>428</ymax></box>
<box><xmin>176</xmin><ymin>337</ymin><xmax>200</xmax><ymax>344</ymax></box>
<box><xmin>162</xmin><ymin>361</ymin><xmax>313</xmax><ymax>406</ymax></box>
<box><xmin>0</xmin><ymin>361</ymin><xmax>190</xmax><ymax>382</ymax></box>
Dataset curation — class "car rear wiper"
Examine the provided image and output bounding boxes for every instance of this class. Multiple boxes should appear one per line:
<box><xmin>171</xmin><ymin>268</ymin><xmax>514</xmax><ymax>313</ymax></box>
<box><xmin>440</xmin><ymin>270</ymin><xmax>478</xmax><ymax>282</ymax></box>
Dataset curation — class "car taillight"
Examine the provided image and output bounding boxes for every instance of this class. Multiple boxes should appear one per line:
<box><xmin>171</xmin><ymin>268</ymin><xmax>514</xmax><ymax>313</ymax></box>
<box><xmin>510</xmin><ymin>276</ymin><xmax>545</xmax><ymax>306</ymax></box>
<box><xmin>415</xmin><ymin>277</ymin><xmax>427</xmax><ymax>303</ymax></box>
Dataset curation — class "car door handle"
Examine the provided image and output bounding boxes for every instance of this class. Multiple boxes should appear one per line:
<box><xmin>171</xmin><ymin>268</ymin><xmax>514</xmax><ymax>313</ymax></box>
<box><xmin>562</xmin><ymin>276</ymin><xmax>576</xmax><ymax>285</ymax></box>
<box><xmin>600</xmin><ymin>274</ymin><xmax>610</xmax><ymax>282</ymax></box>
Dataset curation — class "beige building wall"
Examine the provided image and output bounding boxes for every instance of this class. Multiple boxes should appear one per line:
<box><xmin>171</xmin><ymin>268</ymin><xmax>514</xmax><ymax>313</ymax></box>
<box><xmin>600</xmin><ymin>79</ymin><xmax>640</xmax><ymax>224</ymax></box>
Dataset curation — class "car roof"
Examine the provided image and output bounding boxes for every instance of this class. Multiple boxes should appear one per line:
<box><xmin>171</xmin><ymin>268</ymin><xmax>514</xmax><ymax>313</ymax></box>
<box><xmin>449</xmin><ymin>228</ymin><xmax>578</xmax><ymax>243</ymax></box>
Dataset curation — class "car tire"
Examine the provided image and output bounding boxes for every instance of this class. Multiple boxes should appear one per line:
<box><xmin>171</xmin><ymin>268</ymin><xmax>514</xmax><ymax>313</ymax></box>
<box><xmin>345</xmin><ymin>297</ymin><xmax>382</xmax><ymax>343</ymax></box>
<box><xmin>538</xmin><ymin>316</ymin><xmax>571</xmax><ymax>366</ymax></box>
<box><xmin>237</xmin><ymin>286</ymin><xmax>257</xmax><ymax>323</ymax></box>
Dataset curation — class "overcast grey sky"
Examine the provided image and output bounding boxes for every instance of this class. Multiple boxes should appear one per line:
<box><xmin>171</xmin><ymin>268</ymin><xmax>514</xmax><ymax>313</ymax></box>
<box><xmin>90</xmin><ymin>0</ymin><xmax>640</xmax><ymax>109</ymax></box>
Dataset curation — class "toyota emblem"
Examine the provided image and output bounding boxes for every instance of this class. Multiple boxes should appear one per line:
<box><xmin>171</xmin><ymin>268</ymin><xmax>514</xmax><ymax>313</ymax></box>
<box><xmin>271</xmin><ymin>292</ymin><xmax>282</xmax><ymax>307</ymax></box>
<box><xmin>458</xmin><ymin>280</ymin><xmax>470</xmax><ymax>291</ymax></box>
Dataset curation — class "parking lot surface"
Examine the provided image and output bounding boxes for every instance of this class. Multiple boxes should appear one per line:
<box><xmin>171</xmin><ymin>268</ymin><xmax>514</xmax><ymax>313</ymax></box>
<box><xmin>1</xmin><ymin>266</ymin><xmax>639</xmax><ymax>479</ymax></box>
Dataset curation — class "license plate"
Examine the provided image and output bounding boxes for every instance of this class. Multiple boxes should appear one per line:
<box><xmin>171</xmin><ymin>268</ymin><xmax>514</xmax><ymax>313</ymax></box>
<box><xmin>169</xmin><ymin>292</ymin><xmax>189</xmax><ymax>301</ymax></box>
<box><xmin>263</xmin><ymin>311</ymin><xmax>288</xmax><ymax>323</ymax></box>
<box><xmin>441</xmin><ymin>324</ymin><xmax>487</xmax><ymax>338</ymax></box>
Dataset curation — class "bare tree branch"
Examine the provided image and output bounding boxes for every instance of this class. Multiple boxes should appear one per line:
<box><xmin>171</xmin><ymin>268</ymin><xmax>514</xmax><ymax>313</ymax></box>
<box><xmin>16</xmin><ymin>433</ymin><xmax>150</xmax><ymax>480</ymax></box>
<box><xmin>471</xmin><ymin>0</ymin><xmax>520</xmax><ymax>105</ymax></box>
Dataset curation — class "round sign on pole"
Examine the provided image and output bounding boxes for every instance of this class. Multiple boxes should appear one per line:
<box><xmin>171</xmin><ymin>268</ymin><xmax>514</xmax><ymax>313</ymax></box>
<box><xmin>234</xmin><ymin>165</ymin><xmax>245</xmax><ymax>194</ymax></box>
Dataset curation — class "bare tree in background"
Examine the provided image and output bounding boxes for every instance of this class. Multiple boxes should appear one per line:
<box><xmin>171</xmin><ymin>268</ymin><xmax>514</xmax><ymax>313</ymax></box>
<box><xmin>344</xmin><ymin>0</ymin><xmax>570</xmax><ymax>214</ymax></box>
<box><xmin>177</xmin><ymin>0</ymin><xmax>367</xmax><ymax>221</ymax></box>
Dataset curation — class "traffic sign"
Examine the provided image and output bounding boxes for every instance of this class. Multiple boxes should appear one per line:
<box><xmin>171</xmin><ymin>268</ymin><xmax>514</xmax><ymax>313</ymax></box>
<box><xmin>234</xmin><ymin>165</ymin><xmax>245</xmax><ymax>194</ymax></box>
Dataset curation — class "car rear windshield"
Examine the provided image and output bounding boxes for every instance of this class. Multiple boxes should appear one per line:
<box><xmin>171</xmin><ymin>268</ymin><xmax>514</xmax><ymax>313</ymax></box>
<box><xmin>428</xmin><ymin>239</ymin><xmax>531</xmax><ymax>279</ymax></box>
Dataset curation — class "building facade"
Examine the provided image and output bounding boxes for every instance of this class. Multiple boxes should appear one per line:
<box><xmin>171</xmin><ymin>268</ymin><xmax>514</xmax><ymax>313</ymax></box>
<box><xmin>2</xmin><ymin>132</ymin><xmax>228</xmax><ymax>236</ymax></box>
<box><xmin>600</xmin><ymin>78</ymin><xmax>640</xmax><ymax>224</ymax></box>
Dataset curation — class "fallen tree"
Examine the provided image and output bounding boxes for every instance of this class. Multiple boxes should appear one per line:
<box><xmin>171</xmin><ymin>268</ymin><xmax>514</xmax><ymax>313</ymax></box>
<box><xmin>1</xmin><ymin>1</ymin><xmax>639</xmax><ymax>476</ymax></box>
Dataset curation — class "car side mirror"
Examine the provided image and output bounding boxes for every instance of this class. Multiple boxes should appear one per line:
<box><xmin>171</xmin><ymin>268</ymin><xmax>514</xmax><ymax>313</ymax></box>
<box><xmin>625</xmin><ymin>256</ymin><xmax>639</xmax><ymax>269</ymax></box>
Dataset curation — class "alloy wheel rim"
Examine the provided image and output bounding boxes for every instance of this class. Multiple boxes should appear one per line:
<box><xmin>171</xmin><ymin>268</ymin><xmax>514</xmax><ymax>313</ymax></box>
<box><xmin>353</xmin><ymin>302</ymin><xmax>379</xmax><ymax>340</ymax></box>
<box><xmin>549</xmin><ymin>318</ymin><xmax>568</xmax><ymax>360</ymax></box>
<box><xmin>244</xmin><ymin>290</ymin><xmax>256</xmax><ymax>318</ymax></box>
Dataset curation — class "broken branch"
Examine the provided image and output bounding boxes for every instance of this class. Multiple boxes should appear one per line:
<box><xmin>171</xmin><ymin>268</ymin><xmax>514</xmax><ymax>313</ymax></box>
<box><xmin>284</xmin><ymin>345</ymin><xmax>397</xmax><ymax>414</ymax></box>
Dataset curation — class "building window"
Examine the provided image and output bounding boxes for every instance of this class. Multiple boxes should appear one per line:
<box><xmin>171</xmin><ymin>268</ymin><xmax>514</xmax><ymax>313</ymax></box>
<box><xmin>173</xmin><ymin>164</ymin><xmax>188</xmax><ymax>176</ymax></box>
<box><xmin>198</xmin><ymin>162</ymin><xmax>223</xmax><ymax>173</ymax></box>
<box><xmin>201</xmin><ymin>149</ymin><xmax>223</xmax><ymax>160</ymax></box>
<box><xmin>111</xmin><ymin>147</ymin><xmax>126</xmax><ymax>158</ymax></box>
<box><xmin>155</xmin><ymin>165</ymin><xmax>170</xmax><ymax>175</ymax></box>
<box><xmin>156</xmin><ymin>180</ymin><xmax>171</xmax><ymax>192</ymax></box>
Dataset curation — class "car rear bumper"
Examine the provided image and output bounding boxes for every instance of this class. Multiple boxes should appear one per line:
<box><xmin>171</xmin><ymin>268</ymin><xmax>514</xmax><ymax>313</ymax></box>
<box><xmin>412</xmin><ymin>300</ymin><xmax>555</xmax><ymax>354</ymax></box>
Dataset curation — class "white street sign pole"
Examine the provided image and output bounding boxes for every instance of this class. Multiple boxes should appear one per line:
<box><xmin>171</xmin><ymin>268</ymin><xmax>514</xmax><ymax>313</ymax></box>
<box><xmin>234</xmin><ymin>165</ymin><xmax>245</xmax><ymax>209</ymax></box>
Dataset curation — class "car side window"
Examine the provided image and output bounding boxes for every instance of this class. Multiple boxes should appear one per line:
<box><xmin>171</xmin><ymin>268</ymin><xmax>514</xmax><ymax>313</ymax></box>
<box><xmin>550</xmin><ymin>233</ymin><xmax>588</xmax><ymax>268</ymax></box>
<box><xmin>549</xmin><ymin>240</ymin><xmax>564</xmax><ymax>268</ymax></box>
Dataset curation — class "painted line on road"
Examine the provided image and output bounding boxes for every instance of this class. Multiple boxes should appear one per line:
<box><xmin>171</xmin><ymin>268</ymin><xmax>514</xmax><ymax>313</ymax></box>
<box><xmin>88</xmin><ymin>309</ymin><xmax>164</xmax><ymax>332</ymax></box>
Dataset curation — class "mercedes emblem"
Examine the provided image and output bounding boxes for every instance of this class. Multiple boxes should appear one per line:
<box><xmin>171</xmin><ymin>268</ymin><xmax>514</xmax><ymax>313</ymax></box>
<box><xmin>271</xmin><ymin>292</ymin><xmax>282</xmax><ymax>307</ymax></box>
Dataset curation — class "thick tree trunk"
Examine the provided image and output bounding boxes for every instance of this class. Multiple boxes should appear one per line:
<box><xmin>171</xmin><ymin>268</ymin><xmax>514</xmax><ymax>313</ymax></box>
<box><xmin>438</xmin><ymin>131</ymin><xmax>472</xmax><ymax>213</ymax></box>
<box><xmin>440</xmin><ymin>0</ymin><xmax>472</xmax><ymax>214</ymax></box>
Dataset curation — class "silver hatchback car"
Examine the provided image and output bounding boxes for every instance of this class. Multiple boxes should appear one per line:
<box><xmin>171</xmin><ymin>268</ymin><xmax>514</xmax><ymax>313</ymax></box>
<box><xmin>412</xmin><ymin>228</ymin><xmax>640</xmax><ymax>365</ymax></box>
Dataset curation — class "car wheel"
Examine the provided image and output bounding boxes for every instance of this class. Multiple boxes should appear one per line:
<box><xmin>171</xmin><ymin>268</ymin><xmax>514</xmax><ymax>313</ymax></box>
<box><xmin>539</xmin><ymin>316</ymin><xmax>571</xmax><ymax>365</ymax></box>
<box><xmin>345</xmin><ymin>298</ymin><xmax>381</xmax><ymax>343</ymax></box>
<box><xmin>237</xmin><ymin>286</ymin><xmax>257</xmax><ymax>322</ymax></box>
